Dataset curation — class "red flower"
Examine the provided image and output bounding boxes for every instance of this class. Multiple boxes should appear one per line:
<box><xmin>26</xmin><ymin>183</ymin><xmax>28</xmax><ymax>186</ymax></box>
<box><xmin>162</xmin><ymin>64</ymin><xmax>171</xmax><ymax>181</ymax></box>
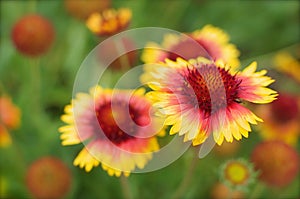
<box><xmin>11</xmin><ymin>14</ymin><xmax>55</xmax><ymax>57</ymax></box>
<box><xmin>251</xmin><ymin>141</ymin><xmax>299</xmax><ymax>187</ymax></box>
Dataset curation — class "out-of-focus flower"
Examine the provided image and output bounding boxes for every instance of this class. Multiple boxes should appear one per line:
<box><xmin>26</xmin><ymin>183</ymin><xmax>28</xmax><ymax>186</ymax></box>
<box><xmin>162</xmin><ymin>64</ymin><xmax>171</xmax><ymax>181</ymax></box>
<box><xmin>213</xmin><ymin>140</ymin><xmax>240</xmax><ymax>157</ymax></box>
<box><xmin>210</xmin><ymin>182</ymin><xmax>245</xmax><ymax>199</ymax></box>
<box><xmin>219</xmin><ymin>159</ymin><xmax>257</xmax><ymax>191</ymax></box>
<box><xmin>142</xmin><ymin>25</ymin><xmax>240</xmax><ymax>69</ymax></box>
<box><xmin>0</xmin><ymin>96</ymin><xmax>21</xmax><ymax>148</ymax></box>
<box><xmin>274</xmin><ymin>51</ymin><xmax>300</xmax><ymax>83</ymax></box>
<box><xmin>0</xmin><ymin>125</ymin><xmax>11</xmax><ymax>147</ymax></box>
<box><xmin>86</xmin><ymin>8</ymin><xmax>131</xmax><ymax>37</ymax></box>
<box><xmin>59</xmin><ymin>86</ymin><xmax>165</xmax><ymax>177</ymax></box>
<box><xmin>251</xmin><ymin>140</ymin><xmax>299</xmax><ymax>187</ymax></box>
<box><xmin>97</xmin><ymin>37</ymin><xmax>137</xmax><ymax>71</ymax></box>
<box><xmin>64</xmin><ymin>0</ymin><xmax>111</xmax><ymax>20</ymax></box>
<box><xmin>141</xmin><ymin>57</ymin><xmax>277</xmax><ymax>146</ymax></box>
<box><xmin>25</xmin><ymin>157</ymin><xmax>72</xmax><ymax>199</ymax></box>
<box><xmin>257</xmin><ymin>93</ymin><xmax>300</xmax><ymax>145</ymax></box>
<box><xmin>11</xmin><ymin>14</ymin><xmax>55</xmax><ymax>57</ymax></box>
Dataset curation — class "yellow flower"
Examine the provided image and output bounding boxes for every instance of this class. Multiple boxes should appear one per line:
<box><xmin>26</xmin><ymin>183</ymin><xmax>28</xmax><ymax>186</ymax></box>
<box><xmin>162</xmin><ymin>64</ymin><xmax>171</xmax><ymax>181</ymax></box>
<box><xmin>59</xmin><ymin>86</ymin><xmax>165</xmax><ymax>177</ymax></box>
<box><xmin>141</xmin><ymin>57</ymin><xmax>277</xmax><ymax>145</ymax></box>
<box><xmin>220</xmin><ymin>159</ymin><xmax>256</xmax><ymax>191</ymax></box>
<box><xmin>274</xmin><ymin>51</ymin><xmax>300</xmax><ymax>84</ymax></box>
<box><xmin>142</xmin><ymin>25</ymin><xmax>240</xmax><ymax>69</ymax></box>
<box><xmin>86</xmin><ymin>8</ymin><xmax>131</xmax><ymax>36</ymax></box>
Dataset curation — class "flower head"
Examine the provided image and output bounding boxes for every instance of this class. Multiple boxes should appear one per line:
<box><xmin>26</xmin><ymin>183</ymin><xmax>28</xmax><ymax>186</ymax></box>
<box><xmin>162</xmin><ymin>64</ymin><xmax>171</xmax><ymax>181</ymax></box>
<box><xmin>251</xmin><ymin>140</ymin><xmax>299</xmax><ymax>187</ymax></box>
<box><xmin>64</xmin><ymin>0</ymin><xmax>111</xmax><ymax>20</ymax></box>
<box><xmin>86</xmin><ymin>8</ymin><xmax>131</xmax><ymax>36</ymax></box>
<box><xmin>59</xmin><ymin>86</ymin><xmax>164</xmax><ymax>177</ymax></box>
<box><xmin>25</xmin><ymin>157</ymin><xmax>72</xmax><ymax>199</ymax></box>
<box><xmin>219</xmin><ymin>159</ymin><xmax>257</xmax><ymax>191</ymax></box>
<box><xmin>274</xmin><ymin>51</ymin><xmax>300</xmax><ymax>84</ymax></box>
<box><xmin>0</xmin><ymin>96</ymin><xmax>21</xmax><ymax>147</ymax></box>
<box><xmin>210</xmin><ymin>182</ymin><xmax>244</xmax><ymax>199</ymax></box>
<box><xmin>141</xmin><ymin>57</ymin><xmax>277</xmax><ymax>145</ymax></box>
<box><xmin>142</xmin><ymin>25</ymin><xmax>240</xmax><ymax>69</ymax></box>
<box><xmin>11</xmin><ymin>14</ymin><xmax>55</xmax><ymax>57</ymax></box>
<box><xmin>257</xmin><ymin>93</ymin><xmax>300</xmax><ymax>145</ymax></box>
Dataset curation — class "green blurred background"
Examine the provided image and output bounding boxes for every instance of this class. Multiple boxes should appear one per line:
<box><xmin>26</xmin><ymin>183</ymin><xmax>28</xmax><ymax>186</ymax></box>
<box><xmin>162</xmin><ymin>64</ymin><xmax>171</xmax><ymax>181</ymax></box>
<box><xmin>0</xmin><ymin>0</ymin><xmax>299</xmax><ymax>199</ymax></box>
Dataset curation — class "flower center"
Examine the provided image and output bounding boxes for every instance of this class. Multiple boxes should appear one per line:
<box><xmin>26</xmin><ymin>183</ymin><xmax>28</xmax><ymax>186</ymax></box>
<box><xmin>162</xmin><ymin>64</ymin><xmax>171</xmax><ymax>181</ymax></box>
<box><xmin>271</xmin><ymin>94</ymin><xmax>299</xmax><ymax>123</ymax></box>
<box><xmin>184</xmin><ymin>63</ymin><xmax>241</xmax><ymax>115</ymax></box>
<box><xmin>224</xmin><ymin>161</ymin><xmax>249</xmax><ymax>185</ymax></box>
<box><xmin>95</xmin><ymin>100</ymin><xmax>149</xmax><ymax>145</ymax></box>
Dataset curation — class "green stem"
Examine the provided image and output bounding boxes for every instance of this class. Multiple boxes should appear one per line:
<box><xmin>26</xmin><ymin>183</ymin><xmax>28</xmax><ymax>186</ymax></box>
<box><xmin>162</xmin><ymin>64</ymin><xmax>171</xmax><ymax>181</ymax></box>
<box><xmin>120</xmin><ymin>175</ymin><xmax>133</xmax><ymax>199</ymax></box>
<box><xmin>29</xmin><ymin>58</ymin><xmax>41</xmax><ymax>114</ymax></box>
<box><xmin>171</xmin><ymin>150</ymin><xmax>199</xmax><ymax>199</ymax></box>
<box><xmin>28</xmin><ymin>0</ymin><xmax>37</xmax><ymax>13</ymax></box>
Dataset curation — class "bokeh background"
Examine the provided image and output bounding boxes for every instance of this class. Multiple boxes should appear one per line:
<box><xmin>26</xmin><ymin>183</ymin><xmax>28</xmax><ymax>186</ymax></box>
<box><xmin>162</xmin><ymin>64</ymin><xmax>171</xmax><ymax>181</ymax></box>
<box><xmin>0</xmin><ymin>0</ymin><xmax>299</xmax><ymax>199</ymax></box>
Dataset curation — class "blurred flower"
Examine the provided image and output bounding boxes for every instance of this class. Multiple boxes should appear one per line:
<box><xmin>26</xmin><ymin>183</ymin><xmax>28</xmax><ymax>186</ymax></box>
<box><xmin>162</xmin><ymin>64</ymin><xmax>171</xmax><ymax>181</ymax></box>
<box><xmin>86</xmin><ymin>8</ymin><xmax>131</xmax><ymax>37</ymax></box>
<box><xmin>0</xmin><ymin>96</ymin><xmax>21</xmax><ymax>148</ymax></box>
<box><xmin>97</xmin><ymin>37</ymin><xmax>137</xmax><ymax>71</ymax></box>
<box><xmin>141</xmin><ymin>57</ymin><xmax>277</xmax><ymax>145</ymax></box>
<box><xmin>142</xmin><ymin>25</ymin><xmax>240</xmax><ymax>68</ymax></box>
<box><xmin>210</xmin><ymin>182</ymin><xmax>245</xmax><ymax>199</ymax></box>
<box><xmin>64</xmin><ymin>0</ymin><xmax>111</xmax><ymax>20</ymax></box>
<box><xmin>213</xmin><ymin>140</ymin><xmax>240</xmax><ymax>157</ymax></box>
<box><xmin>274</xmin><ymin>51</ymin><xmax>300</xmax><ymax>84</ymax></box>
<box><xmin>11</xmin><ymin>14</ymin><xmax>55</xmax><ymax>57</ymax></box>
<box><xmin>257</xmin><ymin>93</ymin><xmax>300</xmax><ymax>145</ymax></box>
<box><xmin>219</xmin><ymin>159</ymin><xmax>257</xmax><ymax>191</ymax></box>
<box><xmin>0</xmin><ymin>125</ymin><xmax>11</xmax><ymax>148</ymax></box>
<box><xmin>59</xmin><ymin>86</ymin><xmax>165</xmax><ymax>177</ymax></box>
<box><xmin>26</xmin><ymin>157</ymin><xmax>72</xmax><ymax>199</ymax></box>
<box><xmin>251</xmin><ymin>140</ymin><xmax>299</xmax><ymax>187</ymax></box>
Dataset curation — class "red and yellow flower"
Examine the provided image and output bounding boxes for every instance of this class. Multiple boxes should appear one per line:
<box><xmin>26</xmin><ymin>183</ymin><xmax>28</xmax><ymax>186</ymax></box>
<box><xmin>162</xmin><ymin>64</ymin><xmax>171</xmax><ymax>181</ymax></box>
<box><xmin>142</xmin><ymin>25</ymin><xmax>240</xmax><ymax>69</ymax></box>
<box><xmin>0</xmin><ymin>96</ymin><xmax>21</xmax><ymax>147</ymax></box>
<box><xmin>257</xmin><ymin>93</ymin><xmax>300</xmax><ymax>145</ymax></box>
<box><xmin>274</xmin><ymin>51</ymin><xmax>300</xmax><ymax>84</ymax></box>
<box><xmin>141</xmin><ymin>57</ymin><xmax>277</xmax><ymax>145</ymax></box>
<box><xmin>86</xmin><ymin>8</ymin><xmax>131</xmax><ymax>36</ymax></box>
<box><xmin>59</xmin><ymin>86</ymin><xmax>164</xmax><ymax>177</ymax></box>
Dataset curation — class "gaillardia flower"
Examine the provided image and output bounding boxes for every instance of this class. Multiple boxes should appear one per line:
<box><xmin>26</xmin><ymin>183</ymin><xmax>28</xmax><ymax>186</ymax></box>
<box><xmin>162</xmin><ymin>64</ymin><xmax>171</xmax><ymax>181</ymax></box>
<box><xmin>274</xmin><ymin>51</ymin><xmax>300</xmax><ymax>84</ymax></box>
<box><xmin>210</xmin><ymin>182</ymin><xmax>244</xmax><ymax>199</ymax></box>
<box><xmin>26</xmin><ymin>157</ymin><xmax>72</xmax><ymax>199</ymax></box>
<box><xmin>59</xmin><ymin>86</ymin><xmax>164</xmax><ymax>177</ymax></box>
<box><xmin>64</xmin><ymin>0</ymin><xmax>111</xmax><ymax>20</ymax></box>
<box><xmin>11</xmin><ymin>14</ymin><xmax>55</xmax><ymax>57</ymax></box>
<box><xmin>251</xmin><ymin>141</ymin><xmax>299</xmax><ymax>187</ymax></box>
<box><xmin>219</xmin><ymin>159</ymin><xmax>256</xmax><ymax>191</ymax></box>
<box><xmin>0</xmin><ymin>96</ymin><xmax>21</xmax><ymax>147</ymax></box>
<box><xmin>141</xmin><ymin>57</ymin><xmax>277</xmax><ymax>145</ymax></box>
<box><xmin>257</xmin><ymin>93</ymin><xmax>300</xmax><ymax>145</ymax></box>
<box><xmin>142</xmin><ymin>25</ymin><xmax>240</xmax><ymax>69</ymax></box>
<box><xmin>86</xmin><ymin>8</ymin><xmax>131</xmax><ymax>36</ymax></box>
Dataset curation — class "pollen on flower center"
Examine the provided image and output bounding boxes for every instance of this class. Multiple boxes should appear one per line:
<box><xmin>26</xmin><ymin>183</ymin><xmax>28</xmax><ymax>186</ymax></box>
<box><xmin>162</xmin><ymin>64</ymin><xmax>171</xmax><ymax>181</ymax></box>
<box><xmin>184</xmin><ymin>63</ymin><xmax>241</xmax><ymax>115</ymax></box>
<box><xmin>95</xmin><ymin>100</ymin><xmax>149</xmax><ymax>145</ymax></box>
